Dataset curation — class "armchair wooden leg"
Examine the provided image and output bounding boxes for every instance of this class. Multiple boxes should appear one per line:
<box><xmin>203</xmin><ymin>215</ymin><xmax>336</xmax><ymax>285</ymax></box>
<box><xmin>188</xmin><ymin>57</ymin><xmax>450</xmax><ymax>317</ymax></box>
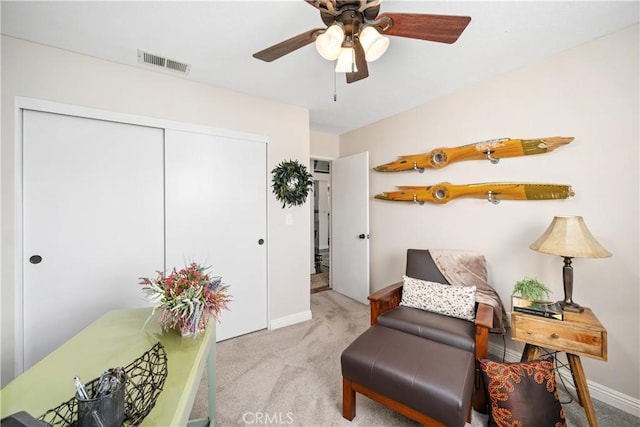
<box><xmin>474</xmin><ymin>324</ymin><xmax>490</xmax><ymax>414</ymax></box>
<box><xmin>343</xmin><ymin>377</ymin><xmax>356</xmax><ymax>421</ymax></box>
<box><xmin>473</xmin><ymin>368</ymin><xmax>487</xmax><ymax>413</ymax></box>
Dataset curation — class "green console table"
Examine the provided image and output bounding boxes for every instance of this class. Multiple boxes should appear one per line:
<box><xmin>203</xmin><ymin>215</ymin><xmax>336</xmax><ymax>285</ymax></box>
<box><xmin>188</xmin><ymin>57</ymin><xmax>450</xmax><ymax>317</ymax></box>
<box><xmin>1</xmin><ymin>307</ymin><xmax>216</xmax><ymax>426</ymax></box>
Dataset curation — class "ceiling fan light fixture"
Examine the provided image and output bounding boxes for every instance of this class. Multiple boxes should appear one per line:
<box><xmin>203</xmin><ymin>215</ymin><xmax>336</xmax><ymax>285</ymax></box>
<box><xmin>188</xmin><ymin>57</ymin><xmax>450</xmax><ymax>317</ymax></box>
<box><xmin>252</xmin><ymin>2</ymin><xmax>472</xmax><ymax>83</ymax></box>
<box><xmin>315</xmin><ymin>23</ymin><xmax>344</xmax><ymax>60</ymax></box>
<box><xmin>335</xmin><ymin>47</ymin><xmax>358</xmax><ymax>73</ymax></box>
<box><xmin>359</xmin><ymin>26</ymin><xmax>389</xmax><ymax>62</ymax></box>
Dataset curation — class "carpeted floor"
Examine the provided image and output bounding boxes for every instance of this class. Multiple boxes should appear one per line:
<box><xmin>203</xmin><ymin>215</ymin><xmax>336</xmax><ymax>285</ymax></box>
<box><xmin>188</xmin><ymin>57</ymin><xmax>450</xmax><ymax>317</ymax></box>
<box><xmin>190</xmin><ymin>290</ymin><xmax>639</xmax><ymax>426</ymax></box>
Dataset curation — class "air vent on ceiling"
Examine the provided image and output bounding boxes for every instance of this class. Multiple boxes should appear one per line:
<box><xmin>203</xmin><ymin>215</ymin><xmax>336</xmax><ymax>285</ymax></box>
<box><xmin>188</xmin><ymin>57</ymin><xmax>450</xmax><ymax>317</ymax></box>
<box><xmin>137</xmin><ymin>49</ymin><xmax>191</xmax><ymax>75</ymax></box>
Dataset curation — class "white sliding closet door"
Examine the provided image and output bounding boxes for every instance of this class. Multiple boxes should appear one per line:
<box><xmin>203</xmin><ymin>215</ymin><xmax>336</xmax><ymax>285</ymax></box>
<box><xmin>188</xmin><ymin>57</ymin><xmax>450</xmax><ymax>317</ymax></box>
<box><xmin>22</xmin><ymin>110</ymin><xmax>164</xmax><ymax>370</ymax></box>
<box><xmin>165</xmin><ymin>130</ymin><xmax>267</xmax><ymax>342</ymax></box>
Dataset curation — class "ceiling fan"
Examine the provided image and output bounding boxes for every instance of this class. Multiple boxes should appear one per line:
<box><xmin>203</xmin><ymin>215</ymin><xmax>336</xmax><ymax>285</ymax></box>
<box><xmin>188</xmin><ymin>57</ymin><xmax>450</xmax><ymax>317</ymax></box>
<box><xmin>252</xmin><ymin>0</ymin><xmax>471</xmax><ymax>83</ymax></box>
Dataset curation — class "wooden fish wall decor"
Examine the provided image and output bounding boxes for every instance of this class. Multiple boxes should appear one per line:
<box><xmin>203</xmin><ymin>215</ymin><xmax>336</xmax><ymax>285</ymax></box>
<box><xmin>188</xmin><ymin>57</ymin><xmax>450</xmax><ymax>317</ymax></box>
<box><xmin>374</xmin><ymin>136</ymin><xmax>573</xmax><ymax>172</ymax></box>
<box><xmin>375</xmin><ymin>182</ymin><xmax>574</xmax><ymax>205</ymax></box>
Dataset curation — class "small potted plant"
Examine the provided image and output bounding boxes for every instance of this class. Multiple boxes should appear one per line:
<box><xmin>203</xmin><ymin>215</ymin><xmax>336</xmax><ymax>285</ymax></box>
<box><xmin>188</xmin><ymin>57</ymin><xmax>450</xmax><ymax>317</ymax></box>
<box><xmin>512</xmin><ymin>277</ymin><xmax>553</xmax><ymax>311</ymax></box>
<box><xmin>513</xmin><ymin>277</ymin><xmax>552</xmax><ymax>302</ymax></box>
<box><xmin>512</xmin><ymin>277</ymin><xmax>563</xmax><ymax>318</ymax></box>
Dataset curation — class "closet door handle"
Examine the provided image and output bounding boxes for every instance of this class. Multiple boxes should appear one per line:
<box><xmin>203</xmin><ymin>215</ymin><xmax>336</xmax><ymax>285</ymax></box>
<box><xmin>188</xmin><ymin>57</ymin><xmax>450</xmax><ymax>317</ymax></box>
<box><xmin>258</xmin><ymin>239</ymin><xmax>265</xmax><ymax>245</ymax></box>
<box><xmin>29</xmin><ymin>255</ymin><xmax>43</xmax><ymax>264</ymax></box>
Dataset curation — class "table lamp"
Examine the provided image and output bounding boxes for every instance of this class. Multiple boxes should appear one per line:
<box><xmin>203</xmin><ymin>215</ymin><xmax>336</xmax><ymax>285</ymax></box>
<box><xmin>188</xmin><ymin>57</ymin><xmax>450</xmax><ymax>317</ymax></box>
<box><xmin>529</xmin><ymin>216</ymin><xmax>611</xmax><ymax>312</ymax></box>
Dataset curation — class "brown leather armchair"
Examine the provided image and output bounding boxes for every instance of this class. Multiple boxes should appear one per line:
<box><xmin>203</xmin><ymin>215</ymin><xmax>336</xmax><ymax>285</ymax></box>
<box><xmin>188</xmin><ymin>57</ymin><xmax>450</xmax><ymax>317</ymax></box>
<box><xmin>367</xmin><ymin>249</ymin><xmax>497</xmax><ymax>411</ymax></box>
<box><xmin>369</xmin><ymin>249</ymin><xmax>494</xmax><ymax>356</ymax></box>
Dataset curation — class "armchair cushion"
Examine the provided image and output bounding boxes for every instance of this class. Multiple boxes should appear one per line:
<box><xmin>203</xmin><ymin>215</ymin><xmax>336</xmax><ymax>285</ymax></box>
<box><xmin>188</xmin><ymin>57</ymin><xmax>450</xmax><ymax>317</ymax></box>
<box><xmin>377</xmin><ymin>306</ymin><xmax>476</xmax><ymax>353</ymax></box>
<box><xmin>400</xmin><ymin>275</ymin><xmax>476</xmax><ymax>321</ymax></box>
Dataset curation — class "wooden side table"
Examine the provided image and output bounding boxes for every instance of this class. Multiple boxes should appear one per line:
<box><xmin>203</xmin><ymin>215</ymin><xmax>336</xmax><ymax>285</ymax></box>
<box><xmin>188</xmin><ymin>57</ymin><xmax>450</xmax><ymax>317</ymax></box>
<box><xmin>511</xmin><ymin>307</ymin><xmax>607</xmax><ymax>427</ymax></box>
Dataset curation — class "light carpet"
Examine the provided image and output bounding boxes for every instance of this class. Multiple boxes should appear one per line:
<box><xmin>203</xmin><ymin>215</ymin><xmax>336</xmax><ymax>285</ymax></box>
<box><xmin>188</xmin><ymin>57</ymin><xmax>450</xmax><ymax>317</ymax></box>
<box><xmin>190</xmin><ymin>290</ymin><xmax>639</xmax><ymax>426</ymax></box>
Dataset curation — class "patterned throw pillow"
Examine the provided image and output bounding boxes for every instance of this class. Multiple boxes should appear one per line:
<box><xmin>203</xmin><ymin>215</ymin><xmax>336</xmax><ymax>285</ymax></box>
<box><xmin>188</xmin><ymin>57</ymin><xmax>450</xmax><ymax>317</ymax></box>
<box><xmin>399</xmin><ymin>275</ymin><xmax>476</xmax><ymax>321</ymax></box>
<box><xmin>479</xmin><ymin>358</ymin><xmax>567</xmax><ymax>427</ymax></box>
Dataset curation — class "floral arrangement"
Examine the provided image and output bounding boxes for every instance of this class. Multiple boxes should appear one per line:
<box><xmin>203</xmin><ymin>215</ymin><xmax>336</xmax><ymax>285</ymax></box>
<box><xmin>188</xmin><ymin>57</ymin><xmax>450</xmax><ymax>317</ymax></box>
<box><xmin>139</xmin><ymin>263</ymin><xmax>231</xmax><ymax>337</ymax></box>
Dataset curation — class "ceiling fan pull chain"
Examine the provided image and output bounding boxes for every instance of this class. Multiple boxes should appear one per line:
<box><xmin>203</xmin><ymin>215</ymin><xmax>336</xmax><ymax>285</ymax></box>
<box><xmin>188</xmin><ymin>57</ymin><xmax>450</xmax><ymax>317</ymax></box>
<box><xmin>333</xmin><ymin>66</ymin><xmax>338</xmax><ymax>102</ymax></box>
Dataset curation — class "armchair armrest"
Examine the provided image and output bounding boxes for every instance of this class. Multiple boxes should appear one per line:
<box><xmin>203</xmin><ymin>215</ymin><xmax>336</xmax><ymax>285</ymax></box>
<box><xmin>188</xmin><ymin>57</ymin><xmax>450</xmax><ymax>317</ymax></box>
<box><xmin>367</xmin><ymin>282</ymin><xmax>403</xmax><ymax>325</ymax></box>
<box><xmin>475</xmin><ymin>303</ymin><xmax>493</xmax><ymax>330</ymax></box>
<box><xmin>474</xmin><ymin>302</ymin><xmax>494</xmax><ymax>359</ymax></box>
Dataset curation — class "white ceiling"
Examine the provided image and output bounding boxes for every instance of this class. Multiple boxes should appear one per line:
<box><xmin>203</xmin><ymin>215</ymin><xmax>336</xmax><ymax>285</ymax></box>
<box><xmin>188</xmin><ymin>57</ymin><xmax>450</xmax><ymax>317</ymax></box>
<box><xmin>2</xmin><ymin>1</ymin><xmax>638</xmax><ymax>134</ymax></box>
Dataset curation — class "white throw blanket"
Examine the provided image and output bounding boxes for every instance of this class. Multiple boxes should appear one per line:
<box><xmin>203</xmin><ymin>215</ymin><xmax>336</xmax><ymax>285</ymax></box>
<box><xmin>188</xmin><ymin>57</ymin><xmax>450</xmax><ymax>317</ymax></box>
<box><xmin>429</xmin><ymin>249</ymin><xmax>508</xmax><ymax>334</ymax></box>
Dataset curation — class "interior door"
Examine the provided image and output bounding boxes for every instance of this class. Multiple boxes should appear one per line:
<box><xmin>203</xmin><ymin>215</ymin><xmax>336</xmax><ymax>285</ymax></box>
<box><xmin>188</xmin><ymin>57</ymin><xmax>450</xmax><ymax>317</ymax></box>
<box><xmin>165</xmin><ymin>129</ymin><xmax>267</xmax><ymax>342</ymax></box>
<box><xmin>331</xmin><ymin>152</ymin><xmax>370</xmax><ymax>304</ymax></box>
<box><xmin>22</xmin><ymin>110</ymin><xmax>164</xmax><ymax>371</ymax></box>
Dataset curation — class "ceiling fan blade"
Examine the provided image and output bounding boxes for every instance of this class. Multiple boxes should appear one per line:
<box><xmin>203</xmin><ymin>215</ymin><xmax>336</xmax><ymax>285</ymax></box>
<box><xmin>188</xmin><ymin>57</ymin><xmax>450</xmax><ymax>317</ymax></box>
<box><xmin>253</xmin><ymin>28</ymin><xmax>324</xmax><ymax>62</ymax></box>
<box><xmin>346</xmin><ymin>40</ymin><xmax>369</xmax><ymax>84</ymax></box>
<box><xmin>377</xmin><ymin>13</ymin><xmax>471</xmax><ymax>44</ymax></box>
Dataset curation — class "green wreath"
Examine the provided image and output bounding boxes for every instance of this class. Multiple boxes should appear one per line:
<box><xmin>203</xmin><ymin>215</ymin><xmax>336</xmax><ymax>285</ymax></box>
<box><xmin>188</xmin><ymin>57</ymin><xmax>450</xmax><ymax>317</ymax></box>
<box><xmin>271</xmin><ymin>160</ymin><xmax>314</xmax><ymax>208</ymax></box>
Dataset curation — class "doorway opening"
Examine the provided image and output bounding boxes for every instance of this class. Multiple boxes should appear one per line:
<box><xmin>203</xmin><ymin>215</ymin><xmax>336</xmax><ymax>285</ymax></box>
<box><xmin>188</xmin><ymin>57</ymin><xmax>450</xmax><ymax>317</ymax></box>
<box><xmin>311</xmin><ymin>159</ymin><xmax>331</xmax><ymax>294</ymax></box>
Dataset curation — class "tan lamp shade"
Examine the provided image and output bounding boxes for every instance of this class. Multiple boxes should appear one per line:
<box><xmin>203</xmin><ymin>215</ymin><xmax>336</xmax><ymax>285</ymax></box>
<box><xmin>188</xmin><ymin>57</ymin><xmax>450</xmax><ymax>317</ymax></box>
<box><xmin>529</xmin><ymin>216</ymin><xmax>611</xmax><ymax>258</ymax></box>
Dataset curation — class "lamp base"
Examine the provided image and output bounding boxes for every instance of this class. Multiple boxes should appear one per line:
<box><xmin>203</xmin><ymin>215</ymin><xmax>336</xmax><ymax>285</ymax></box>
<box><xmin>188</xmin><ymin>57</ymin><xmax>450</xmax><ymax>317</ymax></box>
<box><xmin>559</xmin><ymin>300</ymin><xmax>584</xmax><ymax>313</ymax></box>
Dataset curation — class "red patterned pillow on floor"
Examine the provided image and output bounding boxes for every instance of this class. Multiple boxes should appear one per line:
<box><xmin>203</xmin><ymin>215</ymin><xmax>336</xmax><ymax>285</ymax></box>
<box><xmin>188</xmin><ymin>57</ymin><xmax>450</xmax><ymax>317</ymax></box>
<box><xmin>479</xmin><ymin>358</ymin><xmax>567</xmax><ymax>427</ymax></box>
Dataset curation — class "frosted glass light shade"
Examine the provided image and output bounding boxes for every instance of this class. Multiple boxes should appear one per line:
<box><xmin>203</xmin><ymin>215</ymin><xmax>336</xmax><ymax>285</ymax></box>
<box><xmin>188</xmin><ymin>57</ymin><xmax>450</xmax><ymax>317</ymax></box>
<box><xmin>359</xmin><ymin>26</ymin><xmax>389</xmax><ymax>62</ymax></box>
<box><xmin>315</xmin><ymin>24</ymin><xmax>344</xmax><ymax>60</ymax></box>
<box><xmin>335</xmin><ymin>48</ymin><xmax>357</xmax><ymax>73</ymax></box>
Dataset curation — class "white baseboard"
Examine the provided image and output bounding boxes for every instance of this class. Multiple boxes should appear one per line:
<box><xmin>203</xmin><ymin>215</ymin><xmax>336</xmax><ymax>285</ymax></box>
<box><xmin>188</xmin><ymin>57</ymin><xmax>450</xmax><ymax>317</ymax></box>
<box><xmin>488</xmin><ymin>342</ymin><xmax>640</xmax><ymax>418</ymax></box>
<box><xmin>269</xmin><ymin>310</ymin><xmax>312</xmax><ymax>331</ymax></box>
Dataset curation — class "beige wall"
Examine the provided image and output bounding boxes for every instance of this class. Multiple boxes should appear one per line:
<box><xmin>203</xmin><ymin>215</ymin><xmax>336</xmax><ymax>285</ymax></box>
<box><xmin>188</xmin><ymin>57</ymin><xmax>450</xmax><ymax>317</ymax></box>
<box><xmin>310</xmin><ymin>130</ymin><xmax>340</xmax><ymax>159</ymax></box>
<box><xmin>1</xmin><ymin>36</ymin><xmax>311</xmax><ymax>384</ymax></box>
<box><xmin>340</xmin><ymin>25</ymin><xmax>639</xmax><ymax>405</ymax></box>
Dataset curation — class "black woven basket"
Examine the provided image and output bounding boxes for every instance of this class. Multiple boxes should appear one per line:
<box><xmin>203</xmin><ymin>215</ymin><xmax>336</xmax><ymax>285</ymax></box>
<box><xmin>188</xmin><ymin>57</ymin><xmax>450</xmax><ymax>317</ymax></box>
<box><xmin>39</xmin><ymin>342</ymin><xmax>168</xmax><ymax>426</ymax></box>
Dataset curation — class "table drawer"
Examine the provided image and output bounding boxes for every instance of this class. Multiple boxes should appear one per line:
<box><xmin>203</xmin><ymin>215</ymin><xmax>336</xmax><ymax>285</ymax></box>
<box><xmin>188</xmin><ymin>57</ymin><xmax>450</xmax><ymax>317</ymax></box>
<box><xmin>511</xmin><ymin>313</ymin><xmax>606</xmax><ymax>360</ymax></box>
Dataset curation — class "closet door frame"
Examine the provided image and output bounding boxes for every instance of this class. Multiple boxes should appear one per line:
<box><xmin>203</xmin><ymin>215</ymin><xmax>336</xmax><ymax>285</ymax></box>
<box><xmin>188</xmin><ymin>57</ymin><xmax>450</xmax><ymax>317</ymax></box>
<box><xmin>13</xmin><ymin>97</ymin><xmax>269</xmax><ymax>374</ymax></box>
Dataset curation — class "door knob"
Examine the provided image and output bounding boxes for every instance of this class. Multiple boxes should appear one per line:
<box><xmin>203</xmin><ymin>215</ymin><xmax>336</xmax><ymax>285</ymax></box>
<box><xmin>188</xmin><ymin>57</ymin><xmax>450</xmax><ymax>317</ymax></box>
<box><xmin>29</xmin><ymin>255</ymin><xmax>42</xmax><ymax>264</ymax></box>
<box><xmin>258</xmin><ymin>238</ymin><xmax>265</xmax><ymax>245</ymax></box>
<box><xmin>358</xmin><ymin>234</ymin><xmax>368</xmax><ymax>239</ymax></box>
